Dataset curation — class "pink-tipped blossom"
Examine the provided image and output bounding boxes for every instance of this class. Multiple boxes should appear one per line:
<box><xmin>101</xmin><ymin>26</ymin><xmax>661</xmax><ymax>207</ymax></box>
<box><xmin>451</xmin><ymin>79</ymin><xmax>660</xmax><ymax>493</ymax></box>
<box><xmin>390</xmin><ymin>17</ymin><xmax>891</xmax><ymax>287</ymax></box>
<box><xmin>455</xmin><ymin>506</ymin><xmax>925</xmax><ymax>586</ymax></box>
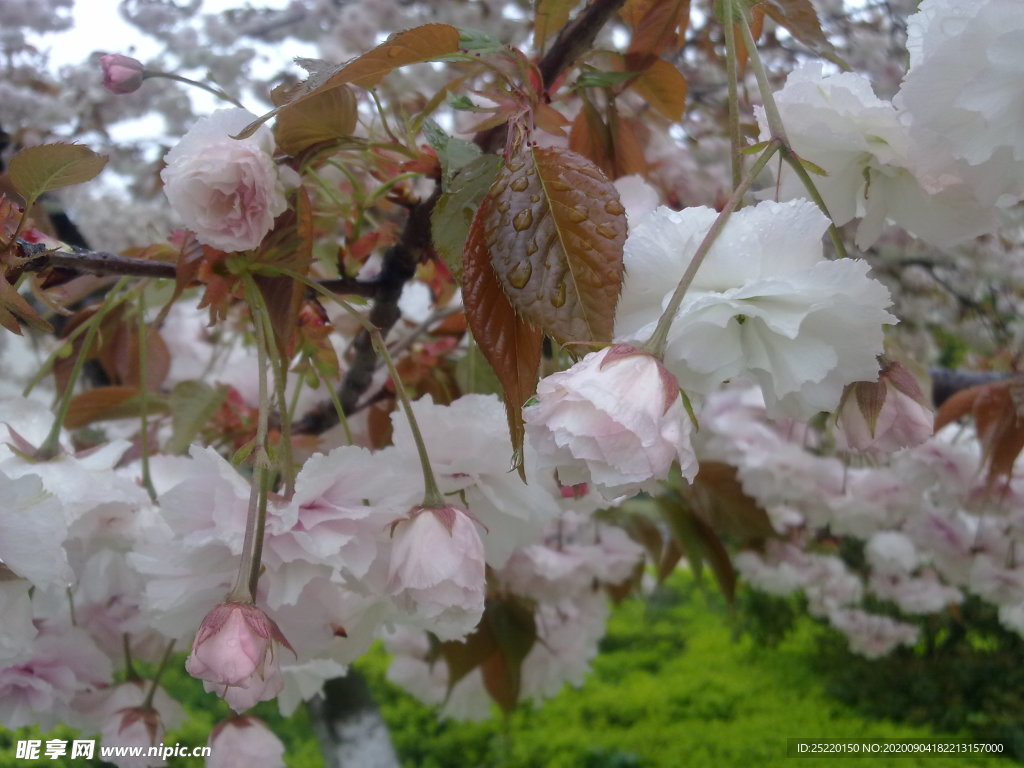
<box><xmin>387</xmin><ymin>505</ymin><xmax>486</xmax><ymax>641</ymax></box>
<box><xmin>836</xmin><ymin>362</ymin><xmax>934</xmax><ymax>453</ymax></box>
<box><xmin>186</xmin><ymin>602</ymin><xmax>293</xmax><ymax>711</ymax></box>
<box><xmin>100</xmin><ymin>54</ymin><xmax>146</xmax><ymax>94</ymax></box>
<box><xmin>523</xmin><ymin>344</ymin><xmax>697</xmax><ymax>500</ymax></box>
<box><xmin>207</xmin><ymin>716</ymin><xmax>285</xmax><ymax>768</ymax></box>
<box><xmin>160</xmin><ymin>108</ymin><xmax>297</xmax><ymax>252</ymax></box>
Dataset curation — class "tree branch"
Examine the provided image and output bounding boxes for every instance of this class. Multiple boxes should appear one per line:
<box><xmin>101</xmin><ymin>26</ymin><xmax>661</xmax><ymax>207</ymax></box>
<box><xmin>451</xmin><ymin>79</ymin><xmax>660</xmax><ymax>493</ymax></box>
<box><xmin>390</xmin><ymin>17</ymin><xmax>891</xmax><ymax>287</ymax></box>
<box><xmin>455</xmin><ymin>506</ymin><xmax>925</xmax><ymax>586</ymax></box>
<box><xmin>14</xmin><ymin>240</ymin><xmax>380</xmax><ymax>298</ymax></box>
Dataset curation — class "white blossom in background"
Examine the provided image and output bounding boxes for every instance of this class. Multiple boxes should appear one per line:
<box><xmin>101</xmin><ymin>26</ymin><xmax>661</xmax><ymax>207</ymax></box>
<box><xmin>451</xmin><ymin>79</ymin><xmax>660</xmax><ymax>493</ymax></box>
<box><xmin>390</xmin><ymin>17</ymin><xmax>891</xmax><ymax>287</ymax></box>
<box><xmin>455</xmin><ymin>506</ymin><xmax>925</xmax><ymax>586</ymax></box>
<box><xmin>896</xmin><ymin>0</ymin><xmax>1024</xmax><ymax>207</ymax></box>
<box><xmin>615</xmin><ymin>200</ymin><xmax>896</xmax><ymax>419</ymax></box>
<box><xmin>759</xmin><ymin>62</ymin><xmax>994</xmax><ymax>248</ymax></box>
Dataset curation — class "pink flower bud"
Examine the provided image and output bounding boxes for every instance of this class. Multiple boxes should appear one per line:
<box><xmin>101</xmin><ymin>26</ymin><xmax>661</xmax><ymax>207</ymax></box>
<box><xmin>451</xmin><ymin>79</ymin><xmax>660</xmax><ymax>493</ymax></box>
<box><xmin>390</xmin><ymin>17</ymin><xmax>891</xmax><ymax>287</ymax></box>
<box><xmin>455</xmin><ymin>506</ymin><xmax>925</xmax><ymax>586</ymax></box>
<box><xmin>387</xmin><ymin>505</ymin><xmax>486</xmax><ymax>641</ymax></box>
<box><xmin>185</xmin><ymin>602</ymin><xmax>294</xmax><ymax>712</ymax></box>
<box><xmin>100</xmin><ymin>706</ymin><xmax>163</xmax><ymax>768</ymax></box>
<box><xmin>100</xmin><ymin>54</ymin><xmax>146</xmax><ymax>94</ymax></box>
<box><xmin>836</xmin><ymin>362</ymin><xmax>934</xmax><ymax>452</ymax></box>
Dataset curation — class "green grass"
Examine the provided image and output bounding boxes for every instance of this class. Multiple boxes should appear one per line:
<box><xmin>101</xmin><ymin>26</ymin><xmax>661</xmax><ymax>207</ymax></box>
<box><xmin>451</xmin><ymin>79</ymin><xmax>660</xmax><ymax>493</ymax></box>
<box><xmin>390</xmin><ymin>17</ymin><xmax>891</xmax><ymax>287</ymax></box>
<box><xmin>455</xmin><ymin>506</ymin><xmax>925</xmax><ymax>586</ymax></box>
<box><xmin>358</xmin><ymin>574</ymin><xmax>1022</xmax><ymax>768</ymax></box>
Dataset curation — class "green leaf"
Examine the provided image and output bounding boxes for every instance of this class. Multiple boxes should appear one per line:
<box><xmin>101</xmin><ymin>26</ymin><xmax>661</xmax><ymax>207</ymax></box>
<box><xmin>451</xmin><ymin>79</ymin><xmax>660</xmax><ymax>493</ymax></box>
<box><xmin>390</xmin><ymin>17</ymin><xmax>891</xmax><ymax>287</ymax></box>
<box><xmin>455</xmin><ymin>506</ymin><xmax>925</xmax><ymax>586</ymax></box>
<box><xmin>167</xmin><ymin>381</ymin><xmax>229</xmax><ymax>455</ymax></box>
<box><xmin>422</xmin><ymin>119</ymin><xmax>483</xmax><ymax>185</ymax></box>
<box><xmin>484</xmin><ymin>145</ymin><xmax>626</xmax><ymax>346</ymax></box>
<box><xmin>575</xmin><ymin>70</ymin><xmax>638</xmax><ymax>89</ymax></box>
<box><xmin>432</xmin><ymin>153</ymin><xmax>503</xmax><ymax>278</ymax></box>
<box><xmin>446</xmin><ymin>93</ymin><xmax>478</xmax><ymax>111</ymax></box>
<box><xmin>8</xmin><ymin>144</ymin><xmax>107</xmax><ymax>207</ymax></box>
<box><xmin>456</xmin><ymin>28</ymin><xmax>509</xmax><ymax>55</ymax></box>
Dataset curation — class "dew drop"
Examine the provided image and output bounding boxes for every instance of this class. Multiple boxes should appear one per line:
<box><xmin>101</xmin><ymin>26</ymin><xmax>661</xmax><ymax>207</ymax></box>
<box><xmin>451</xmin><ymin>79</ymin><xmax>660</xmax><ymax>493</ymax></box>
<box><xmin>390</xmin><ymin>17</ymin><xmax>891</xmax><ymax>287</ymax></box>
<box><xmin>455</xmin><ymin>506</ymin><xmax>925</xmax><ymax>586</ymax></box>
<box><xmin>596</xmin><ymin>223</ymin><xmax>618</xmax><ymax>239</ymax></box>
<box><xmin>509</xmin><ymin>261</ymin><xmax>533</xmax><ymax>289</ymax></box>
<box><xmin>513</xmin><ymin>209</ymin><xmax>534</xmax><ymax>231</ymax></box>
<box><xmin>497</xmin><ymin>201</ymin><xmax>510</xmax><ymax>213</ymax></box>
<box><xmin>510</xmin><ymin>176</ymin><xmax>529</xmax><ymax>192</ymax></box>
<box><xmin>565</xmin><ymin>205</ymin><xmax>588</xmax><ymax>223</ymax></box>
<box><xmin>547</xmin><ymin>179</ymin><xmax>571</xmax><ymax>191</ymax></box>
<box><xmin>604</xmin><ymin>200</ymin><xmax>625</xmax><ymax>216</ymax></box>
<box><xmin>508</xmin><ymin>159</ymin><xmax>525</xmax><ymax>172</ymax></box>
<box><xmin>526</xmin><ymin>239</ymin><xmax>538</xmax><ymax>256</ymax></box>
<box><xmin>530</xmin><ymin>193</ymin><xmax>540</xmax><ymax>203</ymax></box>
<box><xmin>551</xmin><ymin>282</ymin><xmax>566</xmax><ymax>308</ymax></box>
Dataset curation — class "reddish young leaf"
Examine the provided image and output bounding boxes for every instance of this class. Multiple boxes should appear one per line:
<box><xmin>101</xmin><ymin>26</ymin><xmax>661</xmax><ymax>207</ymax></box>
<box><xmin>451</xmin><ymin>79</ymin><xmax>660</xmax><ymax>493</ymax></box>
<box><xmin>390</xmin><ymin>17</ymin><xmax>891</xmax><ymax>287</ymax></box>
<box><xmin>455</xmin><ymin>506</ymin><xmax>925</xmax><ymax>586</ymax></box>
<box><xmin>934</xmin><ymin>379</ymin><xmax>1024</xmax><ymax>486</ymax></box>
<box><xmin>756</xmin><ymin>0</ymin><xmax>840</xmax><ymax>63</ymax></box>
<box><xmin>64</xmin><ymin>386</ymin><xmax>141</xmax><ymax>429</ymax></box>
<box><xmin>568</xmin><ymin>101</ymin><xmax>614</xmax><ymax>178</ymax></box>
<box><xmin>274</xmin><ymin>85</ymin><xmax>358</xmax><ymax>155</ymax></box>
<box><xmin>484</xmin><ymin>145</ymin><xmax>626</xmax><ymax>346</ymax></box>
<box><xmin>629</xmin><ymin>58</ymin><xmax>688</xmax><ymax>122</ymax></box>
<box><xmin>0</xmin><ymin>274</ymin><xmax>51</xmax><ymax>335</ymax></box>
<box><xmin>534</xmin><ymin>0</ymin><xmax>579</xmax><ymax>49</ymax></box>
<box><xmin>608</xmin><ymin>112</ymin><xmax>649</xmax><ymax>177</ymax></box>
<box><xmin>625</xmin><ymin>0</ymin><xmax>691</xmax><ymax>68</ymax></box>
<box><xmin>692</xmin><ymin>460</ymin><xmax>775</xmax><ymax>544</ymax></box>
<box><xmin>237</xmin><ymin>25</ymin><xmax>461</xmax><ymax>138</ymax></box>
<box><xmin>462</xmin><ymin>200</ymin><xmax>543</xmax><ymax>461</ymax></box>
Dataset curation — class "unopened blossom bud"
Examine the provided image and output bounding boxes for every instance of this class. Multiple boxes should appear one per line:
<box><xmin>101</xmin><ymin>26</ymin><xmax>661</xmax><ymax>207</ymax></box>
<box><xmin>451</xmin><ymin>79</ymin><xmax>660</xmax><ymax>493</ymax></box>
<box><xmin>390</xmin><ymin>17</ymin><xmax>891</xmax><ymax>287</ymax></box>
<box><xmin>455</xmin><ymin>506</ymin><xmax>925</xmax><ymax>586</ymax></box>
<box><xmin>186</xmin><ymin>602</ymin><xmax>294</xmax><ymax>711</ymax></box>
<box><xmin>100</xmin><ymin>54</ymin><xmax>146</xmax><ymax>94</ymax></box>
<box><xmin>836</xmin><ymin>361</ymin><xmax>934</xmax><ymax>452</ymax></box>
<box><xmin>100</xmin><ymin>706</ymin><xmax>163</xmax><ymax>768</ymax></box>
<box><xmin>387</xmin><ymin>504</ymin><xmax>486</xmax><ymax>641</ymax></box>
<box><xmin>523</xmin><ymin>344</ymin><xmax>698</xmax><ymax>501</ymax></box>
<box><xmin>208</xmin><ymin>716</ymin><xmax>285</xmax><ymax>768</ymax></box>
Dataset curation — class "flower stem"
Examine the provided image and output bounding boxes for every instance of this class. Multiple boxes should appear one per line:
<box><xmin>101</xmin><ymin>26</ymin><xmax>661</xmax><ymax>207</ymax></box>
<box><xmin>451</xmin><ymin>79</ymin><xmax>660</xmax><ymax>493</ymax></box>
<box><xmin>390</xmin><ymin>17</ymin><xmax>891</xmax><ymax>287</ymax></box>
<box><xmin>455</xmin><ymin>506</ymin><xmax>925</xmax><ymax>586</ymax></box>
<box><xmin>123</xmin><ymin>633</ymin><xmax>139</xmax><ymax>681</ymax></box>
<box><xmin>731</xmin><ymin>0</ymin><xmax>848</xmax><ymax>259</ymax></box>
<box><xmin>643</xmin><ymin>139</ymin><xmax>781</xmax><ymax>359</ymax></box>
<box><xmin>268</xmin><ymin>266</ymin><xmax>445</xmax><ymax>504</ymax></box>
<box><xmin>722</xmin><ymin>0</ymin><xmax>743</xmax><ymax>190</ymax></box>
<box><xmin>145</xmin><ymin>71</ymin><xmax>245</xmax><ymax>109</ymax></box>
<box><xmin>38</xmin><ymin>277</ymin><xmax>132</xmax><ymax>459</ymax></box>
<box><xmin>781</xmin><ymin>147</ymin><xmax>850</xmax><ymax>259</ymax></box>
<box><xmin>142</xmin><ymin>639</ymin><xmax>176</xmax><ymax>710</ymax></box>
<box><xmin>370</xmin><ymin>328</ymin><xmax>445</xmax><ymax>508</ymax></box>
<box><xmin>734</xmin><ymin>1</ymin><xmax>786</xmax><ymax>143</ymax></box>
<box><xmin>136</xmin><ymin>291</ymin><xmax>157</xmax><ymax>502</ymax></box>
<box><xmin>229</xmin><ymin>277</ymin><xmax>276</xmax><ymax>603</ymax></box>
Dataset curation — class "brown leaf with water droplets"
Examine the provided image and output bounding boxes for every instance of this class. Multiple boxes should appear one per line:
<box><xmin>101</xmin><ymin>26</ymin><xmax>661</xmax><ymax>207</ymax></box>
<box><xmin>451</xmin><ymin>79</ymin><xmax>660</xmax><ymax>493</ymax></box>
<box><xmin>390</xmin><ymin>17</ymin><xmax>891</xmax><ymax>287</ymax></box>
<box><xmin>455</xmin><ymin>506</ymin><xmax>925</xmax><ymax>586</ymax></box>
<box><xmin>484</xmin><ymin>146</ymin><xmax>625</xmax><ymax>346</ymax></box>
<box><xmin>462</xmin><ymin>200</ymin><xmax>542</xmax><ymax>464</ymax></box>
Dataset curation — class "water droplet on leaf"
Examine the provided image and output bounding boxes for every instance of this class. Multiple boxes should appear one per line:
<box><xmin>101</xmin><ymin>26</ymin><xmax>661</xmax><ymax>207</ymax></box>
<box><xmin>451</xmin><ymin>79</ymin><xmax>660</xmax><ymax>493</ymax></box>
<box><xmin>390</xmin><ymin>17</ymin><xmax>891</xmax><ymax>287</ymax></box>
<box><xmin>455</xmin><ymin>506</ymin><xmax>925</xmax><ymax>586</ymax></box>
<box><xmin>551</xmin><ymin>282</ymin><xmax>566</xmax><ymax>307</ymax></box>
<box><xmin>509</xmin><ymin>261</ymin><xmax>532</xmax><ymax>288</ymax></box>
<box><xmin>513</xmin><ymin>209</ymin><xmax>533</xmax><ymax>231</ymax></box>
